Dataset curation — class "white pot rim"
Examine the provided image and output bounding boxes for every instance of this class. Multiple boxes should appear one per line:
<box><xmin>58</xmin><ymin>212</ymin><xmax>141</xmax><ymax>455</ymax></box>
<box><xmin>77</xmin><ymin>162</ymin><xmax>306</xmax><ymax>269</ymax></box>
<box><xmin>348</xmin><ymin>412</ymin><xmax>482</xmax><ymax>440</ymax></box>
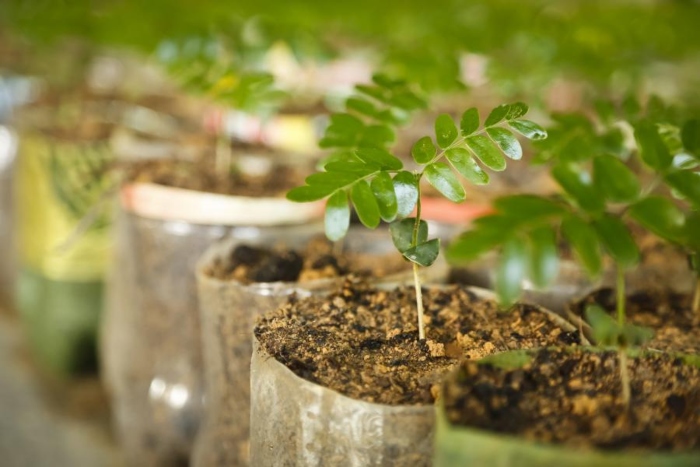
<box><xmin>120</xmin><ymin>182</ymin><xmax>324</xmax><ymax>226</ymax></box>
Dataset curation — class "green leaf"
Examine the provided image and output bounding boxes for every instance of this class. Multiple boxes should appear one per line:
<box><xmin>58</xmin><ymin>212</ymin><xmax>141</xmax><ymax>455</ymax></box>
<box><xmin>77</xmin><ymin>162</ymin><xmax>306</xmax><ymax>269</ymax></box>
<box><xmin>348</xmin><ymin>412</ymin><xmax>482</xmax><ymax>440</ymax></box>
<box><xmin>356</xmin><ymin>84</ymin><xmax>388</xmax><ymax>103</ymax></box>
<box><xmin>350</xmin><ymin>180</ymin><xmax>381</xmax><ymax>229</ymax></box>
<box><xmin>466</xmin><ymin>134</ymin><xmax>506</xmax><ymax>171</ymax></box>
<box><xmin>425</xmin><ymin>162</ymin><xmax>466</xmax><ymax>202</ymax></box>
<box><xmin>493</xmin><ymin>195</ymin><xmax>566</xmax><ymax>223</ymax></box>
<box><xmin>305</xmin><ymin>171</ymin><xmax>363</xmax><ymax>191</ymax></box>
<box><xmin>446</xmin><ymin>221</ymin><xmax>513</xmax><ymax>263</ymax></box>
<box><xmin>552</xmin><ymin>164</ymin><xmax>605</xmax><ymax>213</ymax></box>
<box><xmin>287</xmin><ymin>184</ymin><xmax>334</xmax><ymax>202</ymax></box>
<box><xmin>355</xmin><ymin>148</ymin><xmax>403</xmax><ymax>170</ymax></box>
<box><xmin>593</xmin><ymin>155</ymin><xmax>641</xmax><ymax>203</ymax></box>
<box><xmin>445</xmin><ymin>147</ymin><xmax>489</xmax><ymax>185</ymax></box>
<box><xmin>496</xmin><ymin>237</ymin><xmax>528</xmax><ymax>306</ymax></box>
<box><xmin>325</xmin><ymin>190</ymin><xmax>350</xmax><ymax>241</ymax></box>
<box><xmin>411</xmin><ymin>136</ymin><xmax>437</xmax><ymax>164</ymax></box>
<box><xmin>435</xmin><ymin>114</ymin><xmax>458</xmax><ymax>149</ymax></box>
<box><xmin>371</xmin><ymin>172</ymin><xmax>398</xmax><ymax>222</ymax></box>
<box><xmin>346</xmin><ymin>97</ymin><xmax>377</xmax><ymax>118</ymax></box>
<box><xmin>393</xmin><ymin>171</ymin><xmax>419</xmax><ymax>218</ymax></box>
<box><xmin>593</xmin><ymin>215</ymin><xmax>640</xmax><ymax>268</ymax></box>
<box><xmin>324</xmin><ymin>160</ymin><xmax>379</xmax><ymax>176</ymax></box>
<box><xmin>585</xmin><ymin>304</ymin><xmax>619</xmax><ymax>346</ymax></box>
<box><xmin>390</xmin><ymin>218</ymin><xmax>428</xmax><ymax>253</ymax></box>
<box><xmin>682</xmin><ymin>119</ymin><xmax>700</xmax><ymax>156</ymax></box>
<box><xmin>485</xmin><ymin>104</ymin><xmax>509</xmax><ymax>127</ymax></box>
<box><xmin>460</xmin><ymin>107</ymin><xmax>479</xmax><ymax>136</ymax></box>
<box><xmin>508</xmin><ymin>120</ymin><xmax>547</xmax><ymax>140</ymax></box>
<box><xmin>627</xmin><ymin>196</ymin><xmax>684</xmax><ymax>242</ymax></box>
<box><xmin>389</xmin><ymin>90</ymin><xmax>428</xmax><ymax>111</ymax></box>
<box><xmin>505</xmin><ymin>102</ymin><xmax>529</xmax><ymax>120</ymax></box>
<box><xmin>403</xmin><ymin>239</ymin><xmax>440</xmax><ymax>267</ymax></box>
<box><xmin>561</xmin><ymin>215</ymin><xmax>602</xmax><ymax>277</ymax></box>
<box><xmin>681</xmin><ymin>211</ymin><xmax>700</xmax><ymax>250</ymax></box>
<box><xmin>487</xmin><ymin>127</ymin><xmax>522</xmax><ymax>160</ymax></box>
<box><xmin>528</xmin><ymin>226</ymin><xmax>559</xmax><ymax>288</ymax></box>
<box><xmin>622</xmin><ymin>323</ymin><xmax>654</xmax><ymax>347</ymax></box>
<box><xmin>665</xmin><ymin>171</ymin><xmax>700</xmax><ymax>208</ymax></box>
<box><xmin>634</xmin><ymin>121</ymin><xmax>672</xmax><ymax>171</ymax></box>
<box><xmin>359</xmin><ymin>124</ymin><xmax>396</xmax><ymax>148</ymax></box>
<box><xmin>319</xmin><ymin>113</ymin><xmax>364</xmax><ymax>148</ymax></box>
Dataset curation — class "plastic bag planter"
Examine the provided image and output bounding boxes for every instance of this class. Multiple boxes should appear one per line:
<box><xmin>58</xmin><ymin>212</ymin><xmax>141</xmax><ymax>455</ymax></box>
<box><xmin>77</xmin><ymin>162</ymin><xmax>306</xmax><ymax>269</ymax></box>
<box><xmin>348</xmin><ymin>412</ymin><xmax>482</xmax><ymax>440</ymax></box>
<box><xmin>0</xmin><ymin>125</ymin><xmax>17</xmax><ymax>310</ymax></box>
<box><xmin>101</xmin><ymin>182</ymin><xmax>323</xmax><ymax>467</ymax></box>
<box><xmin>15</xmin><ymin>128</ymin><xmax>113</xmax><ymax>375</ymax></box>
<box><xmin>192</xmin><ymin>229</ymin><xmax>448</xmax><ymax>467</ymax></box>
<box><xmin>251</xmin><ymin>337</ymin><xmax>435</xmax><ymax>467</ymax></box>
<box><xmin>250</xmin><ymin>286</ymin><xmax>583</xmax><ymax>467</ymax></box>
<box><xmin>435</xmin><ymin>349</ymin><xmax>700</xmax><ymax>467</ymax></box>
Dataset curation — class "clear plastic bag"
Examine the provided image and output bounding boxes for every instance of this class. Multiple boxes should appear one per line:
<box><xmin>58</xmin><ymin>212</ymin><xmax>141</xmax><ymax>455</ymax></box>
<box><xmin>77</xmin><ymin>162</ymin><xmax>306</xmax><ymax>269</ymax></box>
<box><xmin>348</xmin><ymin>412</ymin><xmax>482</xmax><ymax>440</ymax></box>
<box><xmin>250</xmin><ymin>338</ymin><xmax>435</xmax><ymax>467</ymax></box>
<box><xmin>102</xmin><ymin>190</ymin><xmax>324</xmax><ymax>466</ymax></box>
<box><xmin>192</xmin><ymin>227</ymin><xmax>448</xmax><ymax>467</ymax></box>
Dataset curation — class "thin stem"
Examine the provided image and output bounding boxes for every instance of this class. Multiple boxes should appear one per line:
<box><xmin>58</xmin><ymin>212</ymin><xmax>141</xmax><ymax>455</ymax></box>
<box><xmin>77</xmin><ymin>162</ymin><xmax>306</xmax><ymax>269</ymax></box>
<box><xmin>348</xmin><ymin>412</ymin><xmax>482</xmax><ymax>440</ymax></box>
<box><xmin>413</xmin><ymin>263</ymin><xmax>426</xmax><ymax>340</ymax></box>
<box><xmin>619</xmin><ymin>348</ymin><xmax>631</xmax><ymax>407</ymax></box>
<box><xmin>616</xmin><ymin>266</ymin><xmax>626</xmax><ymax>327</ymax></box>
<box><xmin>693</xmin><ymin>276</ymin><xmax>700</xmax><ymax>315</ymax></box>
<box><xmin>412</xmin><ymin>179</ymin><xmax>426</xmax><ymax>340</ymax></box>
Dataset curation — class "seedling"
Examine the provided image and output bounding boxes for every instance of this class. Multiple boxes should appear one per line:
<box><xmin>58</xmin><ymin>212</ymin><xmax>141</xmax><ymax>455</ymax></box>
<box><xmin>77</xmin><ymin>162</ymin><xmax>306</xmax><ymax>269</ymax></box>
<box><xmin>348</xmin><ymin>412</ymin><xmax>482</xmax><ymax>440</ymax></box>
<box><xmin>447</xmin><ymin>97</ymin><xmax>700</xmax><ymax>399</ymax></box>
<box><xmin>288</xmin><ymin>75</ymin><xmax>546</xmax><ymax>339</ymax></box>
<box><xmin>585</xmin><ymin>305</ymin><xmax>653</xmax><ymax>406</ymax></box>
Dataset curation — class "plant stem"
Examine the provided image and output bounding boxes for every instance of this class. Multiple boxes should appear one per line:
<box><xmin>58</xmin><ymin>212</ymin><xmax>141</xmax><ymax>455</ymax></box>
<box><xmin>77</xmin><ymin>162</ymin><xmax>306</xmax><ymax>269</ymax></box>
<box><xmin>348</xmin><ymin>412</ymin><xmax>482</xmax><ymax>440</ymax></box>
<box><xmin>412</xmin><ymin>178</ymin><xmax>426</xmax><ymax>340</ymax></box>
<box><xmin>693</xmin><ymin>276</ymin><xmax>700</xmax><ymax>315</ymax></box>
<box><xmin>619</xmin><ymin>348</ymin><xmax>631</xmax><ymax>406</ymax></box>
<box><xmin>616</xmin><ymin>266</ymin><xmax>626</xmax><ymax>327</ymax></box>
<box><xmin>413</xmin><ymin>263</ymin><xmax>426</xmax><ymax>340</ymax></box>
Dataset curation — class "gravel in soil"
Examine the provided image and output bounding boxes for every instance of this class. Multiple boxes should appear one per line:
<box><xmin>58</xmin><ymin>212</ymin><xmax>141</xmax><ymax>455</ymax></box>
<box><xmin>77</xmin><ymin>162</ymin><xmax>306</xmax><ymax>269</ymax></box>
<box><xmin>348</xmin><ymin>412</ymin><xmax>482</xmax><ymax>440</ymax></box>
<box><xmin>122</xmin><ymin>155</ymin><xmax>307</xmax><ymax>197</ymax></box>
<box><xmin>570</xmin><ymin>288</ymin><xmax>700</xmax><ymax>354</ymax></box>
<box><xmin>254</xmin><ymin>278</ymin><xmax>582</xmax><ymax>406</ymax></box>
<box><xmin>443</xmin><ymin>347</ymin><xmax>700</xmax><ymax>451</ymax></box>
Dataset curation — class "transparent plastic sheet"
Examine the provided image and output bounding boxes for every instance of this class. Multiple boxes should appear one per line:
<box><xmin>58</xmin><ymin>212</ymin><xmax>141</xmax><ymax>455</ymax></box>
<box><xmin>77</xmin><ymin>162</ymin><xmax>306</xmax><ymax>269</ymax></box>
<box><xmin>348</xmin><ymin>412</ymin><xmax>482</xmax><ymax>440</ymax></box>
<box><xmin>102</xmin><ymin>204</ymin><xmax>324</xmax><ymax>466</ymax></box>
<box><xmin>250</xmin><ymin>338</ymin><xmax>435</xmax><ymax>467</ymax></box>
<box><xmin>248</xmin><ymin>286</ymin><xmax>583</xmax><ymax>467</ymax></box>
<box><xmin>193</xmin><ymin>228</ymin><xmax>449</xmax><ymax>467</ymax></box>
<box><xmin>0</xmin><ymin>125</ymin><xmax>17</xmax><ymax>309</ymax></box>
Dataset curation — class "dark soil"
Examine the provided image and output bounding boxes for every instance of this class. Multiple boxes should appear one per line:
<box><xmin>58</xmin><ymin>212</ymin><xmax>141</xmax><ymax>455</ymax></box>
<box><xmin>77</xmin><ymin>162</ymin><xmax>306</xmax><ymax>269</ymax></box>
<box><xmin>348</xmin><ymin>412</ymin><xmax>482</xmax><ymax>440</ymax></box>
<box><xmin>254</xmin><ymin>278</ymin><xmax>583</xmax><ymax>406</ymax></box>
<box><xmin>122</xmin><ymin>153</ymin><xmax>307</xmax><ymax>197</ymax></box>
<box><xmin>443</xmin><ymin>347</ymin><xmax>700</xmax><ymax>451</ymax></box>
<box><xmin>569</xmin><ymin>288</ymin><xmax>700</xmax><ymax>354</ymax></box>
<box><xmin>205</xmin><ymin>235</ymin><xmax>410</xmax><ymax>284</ymax></box>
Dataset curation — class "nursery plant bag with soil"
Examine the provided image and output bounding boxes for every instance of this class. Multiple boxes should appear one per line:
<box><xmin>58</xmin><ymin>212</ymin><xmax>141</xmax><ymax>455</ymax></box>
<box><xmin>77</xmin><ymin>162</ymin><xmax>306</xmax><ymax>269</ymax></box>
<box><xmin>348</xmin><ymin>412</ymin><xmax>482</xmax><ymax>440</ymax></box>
<box><xmin>101</xmin><ymin>181</ymin><xmax>323</xmax><ymax>467</ymax></box>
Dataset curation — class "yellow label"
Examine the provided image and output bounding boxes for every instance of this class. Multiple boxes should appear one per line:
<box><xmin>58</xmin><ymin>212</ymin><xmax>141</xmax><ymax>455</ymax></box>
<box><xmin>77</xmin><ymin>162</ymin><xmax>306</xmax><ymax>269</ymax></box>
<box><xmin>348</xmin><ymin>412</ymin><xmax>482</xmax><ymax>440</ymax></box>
<box><xmin>17</xmin><ymin>134</ymin><xmax>112</xmax><ymax>282</ymax></box>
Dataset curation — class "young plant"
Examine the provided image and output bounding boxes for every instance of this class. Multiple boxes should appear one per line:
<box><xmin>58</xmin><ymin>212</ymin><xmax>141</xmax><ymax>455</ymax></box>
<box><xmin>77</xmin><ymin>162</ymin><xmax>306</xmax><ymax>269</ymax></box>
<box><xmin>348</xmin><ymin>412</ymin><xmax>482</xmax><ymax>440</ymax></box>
<box><xmin>585</xmin><ymin>305</ymin><xmax>653</xmax><ymax>406</ymax></box>
<box><xmin>288</xmin><ymin>77</ymin><xmax>546</xmax><ymax>339</ymax></box>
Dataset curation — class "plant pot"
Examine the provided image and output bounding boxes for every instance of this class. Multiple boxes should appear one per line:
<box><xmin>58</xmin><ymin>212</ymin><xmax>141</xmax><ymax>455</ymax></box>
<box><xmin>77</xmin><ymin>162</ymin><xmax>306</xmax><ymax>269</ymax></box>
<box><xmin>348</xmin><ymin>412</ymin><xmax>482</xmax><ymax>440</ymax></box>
<box><xmin>192</xmin><ymin>227</ymin><xmax>449</xmax><ymax>467</ymax></box>
<box><xmin>435</xmin><ymin>348</ymin><xmax>700</xmax><ymax>467</ymax></box>
<box><xmin>101</xmin><ymin>182</ymin><xmax>323</xmax><ymax>467</ymax></box>
<box><xmin>15</xmin><ymin>127</ymin><xmax>113</xmax><ymax>375</ymax></box>
<box><xmin>251</xmin><ymin>282</ymin><xmax>584</xmax><ymax>467</ymax></box>
<box><xmin>567</xmin><ymin>287</ymin><xmax>699</xmax><ymax>354</ymax></box>
<box><xmin>0</xmin><ymin>124</ymin><xmax>17</xmax><ymax>310</ymax></box>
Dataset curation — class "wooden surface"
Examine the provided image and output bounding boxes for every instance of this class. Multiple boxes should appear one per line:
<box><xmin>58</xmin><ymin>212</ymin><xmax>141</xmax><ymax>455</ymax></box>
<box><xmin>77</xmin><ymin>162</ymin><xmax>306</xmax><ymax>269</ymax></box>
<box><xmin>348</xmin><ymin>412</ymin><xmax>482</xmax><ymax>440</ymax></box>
<box><xmin>0</xmin><ymin>309</ymin><xmax>124</xmax><ymax>467</ymax></box>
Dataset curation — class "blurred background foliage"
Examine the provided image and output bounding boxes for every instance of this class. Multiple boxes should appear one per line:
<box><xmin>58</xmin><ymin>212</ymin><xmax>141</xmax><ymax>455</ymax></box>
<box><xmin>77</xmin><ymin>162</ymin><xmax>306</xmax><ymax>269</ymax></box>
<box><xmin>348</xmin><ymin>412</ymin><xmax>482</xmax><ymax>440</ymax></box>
<box><xmin>1</xmin><ymin>0</ymin><xmax>700</xmax><ymax>109</ymax></box>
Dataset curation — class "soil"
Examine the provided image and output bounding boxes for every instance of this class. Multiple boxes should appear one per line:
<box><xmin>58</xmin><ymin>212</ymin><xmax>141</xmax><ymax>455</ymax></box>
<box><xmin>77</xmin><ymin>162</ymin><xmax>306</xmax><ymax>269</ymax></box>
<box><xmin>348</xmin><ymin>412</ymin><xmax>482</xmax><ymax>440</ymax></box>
<box><xmin>443</xmin><ymin>347</ymin><xmax>700</xmax><ymax>451</ymax></box>
<box><xmin>194</xmin><ymin>234</ymin><xmax>417</xmax><ymax>466</ymax></box>
<box><xmin>569</xmin><ymin>288</ymin><xmax>700</xmax><ymax>354</ymax></box>
<box><xmin>121</xmin><ymin>151</ymin><xmax>308</xmax><ymax>197</ymax></box>
<box><xmin>205</xmin><ymin>235</ymin><xmax>410</xmax><ymax>284</ymax></box>
<box><xmin>254</xmin><ymin>278</ymin><xmax>583</xmax><ymax>406</ymax></box>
